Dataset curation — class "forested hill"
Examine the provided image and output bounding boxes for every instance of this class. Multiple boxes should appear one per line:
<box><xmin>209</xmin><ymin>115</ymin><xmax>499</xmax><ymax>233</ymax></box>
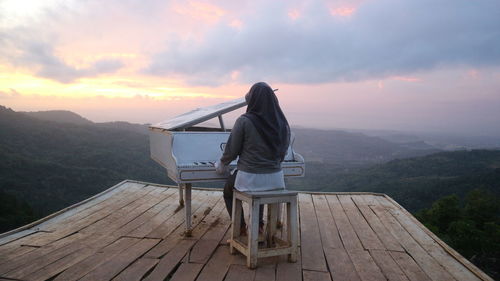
<box><xmin>0</xmin><ymin>105</ymin><xmax>491</xmax><ymax>232</ymax></box>
<box><xmin>0</xmin><ymin>106</ymin><xmax>171</xmax><ymax>231</ymax></box>
<box><xmin>21</xmin><ymin>110</ymin><xmax>93</xmax><ymax>125</ymax></box>
<box><xmin>288</xmin><ymin>150</ymin><xmax>500</xmax><ymax>212</ymax></box>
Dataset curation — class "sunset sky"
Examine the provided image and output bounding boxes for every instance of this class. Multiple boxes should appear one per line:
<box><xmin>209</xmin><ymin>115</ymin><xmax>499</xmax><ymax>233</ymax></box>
<box><xmin>1</xmin><ymin>0</ymin><xmax>499</xmax><ymax>135</ymax></box>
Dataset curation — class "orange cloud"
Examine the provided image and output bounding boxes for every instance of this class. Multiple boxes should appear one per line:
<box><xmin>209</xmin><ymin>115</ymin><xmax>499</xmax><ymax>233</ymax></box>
<box><xmin>288</xmin><ymin>9</ymin><xmax>300</xmax><ymax>20</ymax></box>
<box><xmin>173</xmin><ymin>1</ymin><xmax>226</xmax><ymax>24</ymax></box>
<box><xmin>330</xmin><ymin>7</ymin><xmax>356</xmax><ymax>17</ymax></box>
<box><xmin>392</xmin><ymin>76</ymin><xmax>422</xmax><ymax>82</ymax></box>
<box><xmin>229</xmin><ymin>19</ymin><xmax>243</xmax><ymax>30</ymax></box>
<box><xmin>467</xmin><ymin>69</ymin><xmax>479</xmax><ymax>79</ymax></box>
<box><xmin>230</xmin><ymin>70</ymin><xmax>240</xmax><ymax>80</ymax></box>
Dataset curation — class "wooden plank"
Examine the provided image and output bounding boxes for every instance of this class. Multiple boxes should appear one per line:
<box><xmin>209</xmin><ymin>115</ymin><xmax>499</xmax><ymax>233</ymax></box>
<box><xmin>298</xmin><ymin>193</ymin><xmax>328</xmax><ymax>272</ymax></box>
<box><xmin>220</xmin><ymin>227</ymin><xmax>231</xmax><ymax>245</ymax></box>
<box><xmin>224</xmin><ymin>264</ymin><xmax>255</xmax><ymax>281</ymax></box>
<box><xmin>340</xmin><ymin>196</ymin><xmax>385</xmax><ymax>250</ymax></box>
<box><xmin>0</xmin><ymin>245</ymin><xmax>38</xmax><ymax>266</ymax></box>
<box><xmin>25</xmin><ymin>185</ymin><xmax>152</xmax><ymax>247</ymax></box>
<box><xmin>144</xmin><ymin>194</ymin><xmax>223</xmax><ymax>258</ymax></box>
<box><xmin>354</xmin><ymin>194</ymin><xmax>380</xmax><ymax>206</ymax></box>
<box><xmin>389</xmin><ymin>251</ymin><xmax>432</xmax><ymax>281</ymax></box>
<box><xmin>347</xmin><ymin>249</ymin><xmax>386</xmax><ymax>281</ymax></box>
<box><xmin>351</xmin><ymin>196</ymin><xmax>404</xmax><ymax>252</ymax></box>
<box><xmin>79</xmin><ymin>238</ymin><xmax>160</xmax><ymax>281</ymax></box>
<box><xmin>53</xmin><ymin>237</ymin><xmax>141</xmax><ymax>281</ymax></box>
<box><xmin>370</xmin><ymin>250</ymin><xmax>410</xmax><ymax>281</ymax></box>
<box><xmin>0</xmin><ymin>232</ymin><xmax>87</xmax><ymax>275</ymax></box>
<box><xmin>0</xmin><ymin>181</ymin><xmax>138</xmax><ymax>240</ymax></box>
<box><xmin>170</xmin><ymin>262</ymin><xmax>204</xmax><ymax>281</ymax></box>
<box><xmin>311</xmin><ymin>195</ymin><xmax>343</xmax><ymax>249</ymax></box>
<box><xmin>144</xmin><ymin>199</ymin><xmax>227</xmax><ymax>280</ymax></box>
<box><xmin>39</xmin><ymin>182</ymin><xmax>144</xmax><ymax>231</ymax></box>
<box><xmin>196</xmin><ymin>245</ymin><xmax>234</xmax><ymax>281</ymax></box>
<box><xmin>112</xmin><ymin>258</ymin><xmax>159</xmax><ymax>281</ymax></box>
<box><xmin>324</xmin><ymin>248</ymin><xmax>361</xmax><ymax>281</ymax></box>
<box><xmin>0</xmin><ymin>229</ymin><xmax>39</xmax><ymax>247</ymax></box>
<box><xmin>146</xmin><ymin>190</ymin><xmax>217</xmax><ymax>239</ymax></box>
<box><xmin>254</xmin><ymin>263</ymin><xmax>276</xmax><ymax>281</ymax></box>
<box><xmin>325</xmin><ymin>195</ymin><xmax>363</xmax><ymax>250</ymax></box>
<box><xmin>0</xmin><ymin>231</ymin><xmax>46</xmax><ymax>254</ymax></box>
<box><xmin>39</xmin><ymin>183</ymin><xmax>145</xmax><ymax>233</ymax></box>
<box><xmin>303</xmin><ymin>270</ymin><xmax>332</xmax><ymax>281</ymax></box>
<box><xmin>338</xmin><ymin>195</ymin><xmax>358</xmax><ymax>210</ymax></box>
<box><xmin>24</xmin><ymin>246</ymin><xmax>97</xmax><ymax>281</ymax></box>
<box><xmin>389</xmin><ymin>207</ymin><xmax>482</xmax><ymax>281</ymax></box>
<box><xmin>79</xmin><ymin>186</ymin><xmax>164</xmax><ymax>235</ymax></box>
<box><xmin>4</xmin><ymin>239</ymin><xmax>87</xmax><ymax>279</ymax></box>
<box><xmin>143</xmin><ymin>239</ymin><xmax>197</xmax><ymax>281</ymax></box>
<box><xmin>111</xmin><ymin>188</ymin><xmax>177</xmax><ymax>236</ymax></box>
<box><xmin>129</xmin><ymin>189</ymin><xmax>204</xmax><ymax>238</ymax></box>
<box><xmin>376</xmin><ymin>196</ymin><xmax>395</xmax><ymax>209</ymax></box>
<box><xmin>371</xmin><ymin>205</ymin><xmax>455</xmax><ymax>281</ymax></box>
<box><xmin>18</xmin><ymin>234</ymin><xmax>120</xmax><ymax>280</ymax></box>
<box><xmin>276</xmin><ymin>250</ymin><xmax>302</xmax><ymax>281</ymax></box>
<box><xmin>189</xmin><ymin>196</ymin><xmax>230</xmax><ymax>263</ymax></box>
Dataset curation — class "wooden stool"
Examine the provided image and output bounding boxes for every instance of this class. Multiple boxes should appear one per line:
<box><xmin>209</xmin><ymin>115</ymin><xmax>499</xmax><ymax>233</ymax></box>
<box><xmin>229</xmin><ymin>190</ymin><xmax>298</xmax><ymax>269</ymax></box>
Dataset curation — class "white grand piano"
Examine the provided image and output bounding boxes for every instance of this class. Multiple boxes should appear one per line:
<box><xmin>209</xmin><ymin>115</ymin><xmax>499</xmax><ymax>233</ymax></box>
<box><xmin>149</xmin><ymin>97</ymin><xmax>305</xmax><ymax>236</ymax></box>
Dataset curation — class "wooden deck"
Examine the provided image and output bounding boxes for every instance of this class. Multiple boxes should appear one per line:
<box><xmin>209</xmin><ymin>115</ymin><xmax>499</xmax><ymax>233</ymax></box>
<box><xmin>0</xmin><ymin>180</ymin><xmax>492</xmax><ymax>281</ymax></box>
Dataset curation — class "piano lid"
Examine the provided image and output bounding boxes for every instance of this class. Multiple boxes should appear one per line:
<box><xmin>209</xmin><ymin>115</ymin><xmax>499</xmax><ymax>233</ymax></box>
<box><xmin>151</xmin><ymin>97</ymin><xmax>246</xmax><ymax>130</ymax></box>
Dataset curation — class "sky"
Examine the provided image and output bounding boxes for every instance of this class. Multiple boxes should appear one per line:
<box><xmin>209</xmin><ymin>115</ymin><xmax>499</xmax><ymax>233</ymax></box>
<box><xmin>1</xmin><ymin>0</ymin><xmax>499</xmax><ymax>136</ymax></box>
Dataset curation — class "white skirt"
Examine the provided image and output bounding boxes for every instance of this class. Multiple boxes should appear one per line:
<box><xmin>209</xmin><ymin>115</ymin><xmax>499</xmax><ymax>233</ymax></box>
<box><xmin>234</xmin><ymin>170</ymin><xmax>286</xmax><ymax>192</ymax></box>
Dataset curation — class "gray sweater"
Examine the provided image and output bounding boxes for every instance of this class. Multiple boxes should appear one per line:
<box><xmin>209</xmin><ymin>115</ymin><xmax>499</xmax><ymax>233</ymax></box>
<box><xmin>220</xmin><ymin>116</ymin><xmax>283</xmax><ymax>173</ymax></box>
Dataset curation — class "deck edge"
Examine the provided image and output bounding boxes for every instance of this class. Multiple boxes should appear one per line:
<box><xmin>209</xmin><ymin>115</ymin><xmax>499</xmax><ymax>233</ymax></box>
<box><xmin>0</xmin><ymin>179</ymin><xmax>131</xmax><ymax>243</ymax></box>
<box><xmin>383</xmin><ymin>194</ymin><xmax>494</xmax><ymax>281</ymax></box>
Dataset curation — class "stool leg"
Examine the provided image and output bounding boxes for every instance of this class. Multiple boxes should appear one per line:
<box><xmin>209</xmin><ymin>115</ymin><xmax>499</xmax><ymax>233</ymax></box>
<box><xmin>277</xmin><ymin>203</ymin><xmax>283</xmax><ymax>229</ymax></box>
<box><xmin>287</xmin><ymin>200</ymin><xmax>298</xmax><ymax>263</ymax></box>
<box><xmin>247</xmin><ymin>199</ymin><xmax>260</xmax><ymax>269</ymax></box>
<box><xmin>267</xmin><ymin>203</ymin><xmax>278</xmax><ymax>247</ymax></box>
<box><xmin>230</xmin><ymin>196</ymin><xmax>242</xmax><ymax>255</ymax></box>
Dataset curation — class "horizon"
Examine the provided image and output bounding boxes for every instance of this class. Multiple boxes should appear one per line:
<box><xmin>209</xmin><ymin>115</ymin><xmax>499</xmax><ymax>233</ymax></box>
<box><xmin>1</xmin><ymin>0</ymin><xmax>499</xmax><ymax>137</ymax></box>
<box><xmin>7</xmin><ymin>104</ymin><xmax>500</xmax><ymax>140</ymax></box>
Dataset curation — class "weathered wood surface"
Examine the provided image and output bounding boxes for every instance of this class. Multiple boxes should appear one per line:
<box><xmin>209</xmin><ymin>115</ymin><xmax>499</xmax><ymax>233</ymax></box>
<box><xmin>0</xmin><ymin>180</ymin><xmax>492</xmax><ymax>281</ymax></box>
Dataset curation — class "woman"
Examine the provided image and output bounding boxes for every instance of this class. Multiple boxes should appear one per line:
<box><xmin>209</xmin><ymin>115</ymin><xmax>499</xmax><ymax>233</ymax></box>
<box><xmin>215</xmin><ymin>82</ymin><xmax>290</xmax><ymax>235</ymax></box>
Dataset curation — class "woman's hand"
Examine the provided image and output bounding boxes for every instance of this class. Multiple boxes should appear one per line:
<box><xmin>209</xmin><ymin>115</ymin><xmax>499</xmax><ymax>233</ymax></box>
<box><xmin>215</xmin><ymin>160</ymin><xmax>227</xmax><ymax>175</ymax></box>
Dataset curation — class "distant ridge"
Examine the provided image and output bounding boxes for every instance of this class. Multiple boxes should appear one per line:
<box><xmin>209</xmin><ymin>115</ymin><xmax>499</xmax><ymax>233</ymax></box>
<box><xmin>21</xmin><ymin>110</ymin><xmax>93</xmax><ymax>125</ymax></box>
<box><xmin>21</xmin><ymin>109</ymin><xmax>150</xmax><ymax>134</ymax></box>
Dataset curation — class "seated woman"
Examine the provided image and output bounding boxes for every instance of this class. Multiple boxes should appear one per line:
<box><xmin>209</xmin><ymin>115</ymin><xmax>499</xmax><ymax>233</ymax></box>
<box><xmin>216</xmin><ymin>82</ymin><xmax>290</xmax><ymax>235</ymax></box>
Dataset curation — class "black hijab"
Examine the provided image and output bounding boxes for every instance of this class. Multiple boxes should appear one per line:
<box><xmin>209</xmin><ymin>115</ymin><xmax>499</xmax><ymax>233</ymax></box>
<box><xmin>243</xmin><ymin>82</ymin><xmax>290</xmax><ymax>160</ymax></box>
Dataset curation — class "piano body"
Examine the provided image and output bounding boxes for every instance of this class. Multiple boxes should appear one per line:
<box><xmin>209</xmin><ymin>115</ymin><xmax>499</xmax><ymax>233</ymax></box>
<box><xmin>149</xmin><ymin>97</ymin><xmax>305</xmax><ymax>235</ymax></box>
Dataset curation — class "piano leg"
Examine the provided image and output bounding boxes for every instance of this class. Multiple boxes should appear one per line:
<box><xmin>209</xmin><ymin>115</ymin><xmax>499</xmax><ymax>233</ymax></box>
<box><xmin>184</xmin><ymin>183</ymin><xmax>193</xmax><ymax>237</ymax></box>
<box><xmin>178</xmin><ymin>184</ymin><xmax>184</xmax><ymax>206</ymax></box>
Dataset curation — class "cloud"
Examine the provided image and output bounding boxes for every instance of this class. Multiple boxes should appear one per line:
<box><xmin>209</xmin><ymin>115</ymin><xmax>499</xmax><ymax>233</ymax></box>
<box><xmin>0</xmin><ymin>88</ymin><xmax>20</xmax><ymax>99</ymax></box>
<box><xmin>0</xmin><ymin>31</ymin><xmax>124</xmax><ymax>83</ymax></box>
<box><xmin>1</xmin><ymin>0</ymin><xmax>499</xmax><ymax>86</ymax></box>
<box><xmin>0</xmin><ymin>1</ymin><xmax>125</xmax><ymax>84</ymax></box>
<box><xmin>145</xmin><ymin>0</ymin><xmax>500</xmax><ymax>86</ymax></box>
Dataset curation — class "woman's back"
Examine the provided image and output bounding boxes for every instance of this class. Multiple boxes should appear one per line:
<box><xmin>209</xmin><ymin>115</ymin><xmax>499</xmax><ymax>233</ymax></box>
<box><xmin>221</xmin><ymin>115</ymin><xmax>283</xmax><ymax>174</ymax></box>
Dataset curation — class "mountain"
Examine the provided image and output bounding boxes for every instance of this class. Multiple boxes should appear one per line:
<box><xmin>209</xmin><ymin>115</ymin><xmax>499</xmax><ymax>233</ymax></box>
<box><xmin>352</xmin><ymin>128</ymin><xmax>500</xmax><ymax>150</ymax></box>
<box><xmin>0</xmin><ymin>106</ymin><xmax>172</xmax><ymax>223</ymax></box>
<box><xmin>22</xmin><ymin>109</ymin><xmax>150</xmax><ymax>135</ymax></box>
<box><xmin>291</xmin><ymin>128</ymin><xmax>439</xmax><ymax>167</ymax></box>
<box><xmin>21</xmin><ymin>110</ymin><xmax>93</xmax><ymax>125</ymax></box>
<box><xmin>0</xmin><ymin>105</ymin><xmax>489</xmax><ymax>231</ymax></box>
<box><xmin>288</xmin><ymin>150</ymin><xmax>500</xmax><ymax>212</ymax></box>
